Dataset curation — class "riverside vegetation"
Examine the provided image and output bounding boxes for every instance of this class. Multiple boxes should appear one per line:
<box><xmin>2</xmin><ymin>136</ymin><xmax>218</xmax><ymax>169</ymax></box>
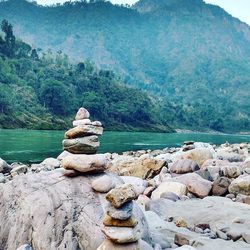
<box><xmin>0</xmin><ymin>19</ymin><xmax>174</xmax><ymax>132</ymax></box>
<box><xmin>0</xmin><ymin>0</ymin><xmax>249</xmax><ymax>132</ymax></box>
<box><xmin>0</xmin><ymin>108</ymin><xmax>250</xmax><ymax>250</ymax></box>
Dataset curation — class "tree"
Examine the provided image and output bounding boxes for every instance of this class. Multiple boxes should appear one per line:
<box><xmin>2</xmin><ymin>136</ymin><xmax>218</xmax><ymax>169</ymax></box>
<box><xmin>1</xmin><ymin>19</ymin><xmax>16</xmax><ymax>57</ymax></box>
<box><xmin>31</xmin><ymin>49</ymin><xmax>39</xmax><ymax>60</ymax></box>
<box><xmin>0</xmin><ymin>84</ymin><xmax>11</xmax><ymax>113</ymax></box>
<box><xmin>39</xmin><ymin>80</ymin><xmax>74</xmax><ymax>115</ymax></box>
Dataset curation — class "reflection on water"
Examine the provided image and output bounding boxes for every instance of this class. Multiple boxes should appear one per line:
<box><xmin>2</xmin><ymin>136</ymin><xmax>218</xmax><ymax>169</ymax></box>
<box><xmin>0</xmin><ymin>129</ymin><xmax>249</xmax><ymax>163</ymax></box>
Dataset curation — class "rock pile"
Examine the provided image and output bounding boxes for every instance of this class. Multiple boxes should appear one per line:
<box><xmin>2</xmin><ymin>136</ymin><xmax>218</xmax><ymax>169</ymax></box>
<box><xmin>95</xmin><ymin>183</ymin><xmax>146</xmax><ymax>249</ymax></box>
<box><xmin>61</xmin><ymin>107</ymin><xmax>107</xmax><ymax>174</ymax></box>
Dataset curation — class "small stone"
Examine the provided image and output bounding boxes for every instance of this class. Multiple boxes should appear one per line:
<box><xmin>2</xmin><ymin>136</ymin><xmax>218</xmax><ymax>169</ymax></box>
<box><xmin>195</xmin><ymin>169</ymin><xmax>213</xmax><ymax>181</ymax></box>
<box><xmin>10</xmin><ymin>164</ymin><xmax>28</xmax><ymax>177</ymax></box>
<box><xmin>170</xmin><ymin>159</ymin><xmax>199</xmax><ymax>174</ymax></box>
<box><xmin>103</xmin><ymin>214</ymin><xmax>138</xmax><ymax>227</ymax></box>
<box><xmin>184</xmin><ymin>141</ymin><xmax>194</xmax><ymax>145</ymax></box>
<box><xmin>0</xmin><ymin>158</ymin><xmax>11</xmax><ymax>174</ymax></box>
<box><xmin>75</xmin><ymin>107</ymin><xmax>90</xmax><ymax>120</ymax></box>
<box><xmin>41</xmin><ymin>158</ymin><xmax>61</xmax><ymax>169</ymax></box>
<box><xmin>229</xmin><ymin>176</ymin><xmax>250</xmax><ymax>196</ymax></box>
<box><xmin>175</xmin><ymin>217</ymin><xmax>188</xmax><ymax>228</ymax></box>
<box><xmin>63</xmin><ymin>136</ymin><xmax>99</xmax><ymax>154</ymax></box>
<box><xmin>151</xmin><ymin>181</ymin><xmax>187</xmax><ymax>199</ymax></box>
<box><xmin>106</xmin><ymin>201</ymin><xmax>133</xmax><ymax>220</ymax></box>
<box><xmin>225</xmin><ymin>193</ymin><xmax>235</xmax><ymax>199</ymax></box>
<box><xmin>73</xmin><ymin>119</ymin><xmax>92</xmax><ymax>127</ymax></box>
<box><xmin>232</xmin><ymin>217</ymin><xmax>245</xmax><ymax>224</ymax></box>
<box><xmin>160</xmin><ymin>192</ymin><xmax>180</xmax><ymax>202</ymax></box>
<box><xmin>216</xmin><ymin>229</ymin><xmax>228</xmax><ymax>240</ymax></box>
<box><xmin>143</xmin><ymin>186</ymin><xmax>155</xmax><ymax>197</ymax></box>
<box><xmin>62</xmin><ymin>154</ymin><xmax>107</xmax><ymax>173</ymax></box>
<box><xmin>102</xmin><ymin>225</ymin><xmax>141</xmax><ymax>244</ymax></box>
<box><xmin>212</xmin><ymin>177</ymin><xmax>231</xmax><ymax>196</ymax></box>
<box><xmin>195</xmin><ymin>223</ymin><xmax>210</xmax><ymax>231</ymax></box>
<box><xmin>242</xmin><ymin>232</ymin><xmax>250</xmax><ymax>244</ymax></box>
<box><xmin>91</xmin><ymin>175</ymin><xmax>115</xmax><ymax>193</ymax></box>
<box><xmin>121</xmin><ymin>176</ymin><xmax>148</xmax><ymax>196</ymax></box>
<box><xmin>220</xmin><ymin>165</ymin><xmax>241</xmax><ymax>178</ymax></box>
<box><xmin>136</xmin><ymin>194</ymin><xmax>151</xmax><ymax>211</ymax></box>
<box><xmin>174</xmin><ymin>233</ymin><xmax>190</xmax><ymax>246</ymax></box>
<box><xmin>194</xmin><ymin>227</ymin><xmax>204</xmax><ymax>234</ymax></box>
<box><xmin>183</xmin><ymin>148</ymin><xmax>213</xmax><ymax>167</ymax></box>
<box><xmin>171</xmin><ymin>173</ymin><xmax>212</xmax><ymax>198</ymax></box>
<box><xmin>182</xmin><ymin>144</ymin><xmax>195</xmax><ymax>152</ymax></box>
<box><xmin>106</xmin><ymin>184</ymin><xmax>137</xmax><ymax>208</ymax></box>
<box><xmin>227</xmin><ymin>230</ymin><xmax>242</xmax><ymax>241</ymax></box>
<box><xmin>65</xmin><ymin>125</ymin><xmax>103</xmax><ymax>139</ymax></box>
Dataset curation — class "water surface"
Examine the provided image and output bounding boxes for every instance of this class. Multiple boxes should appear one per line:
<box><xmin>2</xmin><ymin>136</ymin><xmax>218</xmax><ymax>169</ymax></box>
<box><xmin>0</xmin><ymin>129</ymin><xmax>249</xmax><ymax>163</ymax></box>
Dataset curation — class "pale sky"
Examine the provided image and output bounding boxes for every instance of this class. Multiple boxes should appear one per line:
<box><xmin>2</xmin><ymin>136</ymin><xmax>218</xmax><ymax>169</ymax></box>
<box><xmin>35</xmin><ymin>0</ymin><xmax>250</xmax><ymax>25</ymax></box>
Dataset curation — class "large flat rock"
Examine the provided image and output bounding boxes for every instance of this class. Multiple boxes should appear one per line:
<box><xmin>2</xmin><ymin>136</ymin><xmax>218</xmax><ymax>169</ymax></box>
<box><xmin>0</xmin><ymin>171</ymin><xmax>150</xmax><ymax>250</ymax></box>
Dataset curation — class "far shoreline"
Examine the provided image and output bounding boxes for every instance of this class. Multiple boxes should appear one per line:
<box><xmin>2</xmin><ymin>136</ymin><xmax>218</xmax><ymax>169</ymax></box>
<box><xmin>0</xmin><ymin>127</ymin><xmax>250</xmax><ymax>136</ymax></box>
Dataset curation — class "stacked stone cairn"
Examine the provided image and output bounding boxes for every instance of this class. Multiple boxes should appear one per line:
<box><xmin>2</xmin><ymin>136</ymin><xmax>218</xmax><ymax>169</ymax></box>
<box><xmin>96</xmin><ymin>183</ymin><xmax>144</xmax><ymax>249</ymax></box>
<box><xmin>63</xmin><ymin>107</ymin><xmax>102</xmax><ymax>154</ymax></box>
<box><xmin>61</xmin><ymin>107</ymin><xmax>107</xmax><ymax>174</ymax></box>
<box><xmin>61</xmin><ymin>108</ymin><xmax>144</xmax><ymax>249</ymax></box>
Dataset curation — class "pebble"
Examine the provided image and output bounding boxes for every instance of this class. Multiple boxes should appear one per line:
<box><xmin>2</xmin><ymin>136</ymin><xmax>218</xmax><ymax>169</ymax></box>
<box><xmin>91</xmin><ymin>175</ymin><xmax>115</xmax><ymax>193</ymax></box>
<box><xmin>175</xmin><ymin>217</ymin><xmax>188</xmax><ymax>228</ymax></box>
<box><xmin>174</xmin><ymin>233</ymin><xmax>190</xmax><ymax>246</ymax></box>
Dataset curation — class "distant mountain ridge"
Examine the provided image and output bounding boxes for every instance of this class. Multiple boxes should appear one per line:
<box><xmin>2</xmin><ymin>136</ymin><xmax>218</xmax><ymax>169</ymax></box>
<box><xmin>0</xmin><ymin>0</ymin><xmax>249</xmax><ymax>132</ymax></box>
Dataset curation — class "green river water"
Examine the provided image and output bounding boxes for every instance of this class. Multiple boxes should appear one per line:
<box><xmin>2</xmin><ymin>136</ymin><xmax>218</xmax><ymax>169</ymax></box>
<box><xmin>0</xmin><ymin>129</ymin><xmax>249</xmax><ymax>163</ymax></box>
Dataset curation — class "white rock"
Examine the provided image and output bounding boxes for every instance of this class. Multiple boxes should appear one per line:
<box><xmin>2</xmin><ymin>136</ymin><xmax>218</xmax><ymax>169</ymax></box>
<box><xmin>121</xmin><ymin>176</ymin><xmax>148</xmax><ymax>196</ymax></box>
<box><xmin>151</xmin><ymin>181</ymin><xmax>187</xmax><ymax>199</ymax></box>
<box><xmin>102</xmin><ymin>225</ymin><xmax>142</xmax><ymax>243</ymax></box>
<box><xmin>91</xmin><ymin>175</ymin><xmax>115</xmax><ymax>193</ymax></box>
<box><xmin>41</xmin><ymin>158</ymin><xmax>61</xmax><ymax>169</ymax></box>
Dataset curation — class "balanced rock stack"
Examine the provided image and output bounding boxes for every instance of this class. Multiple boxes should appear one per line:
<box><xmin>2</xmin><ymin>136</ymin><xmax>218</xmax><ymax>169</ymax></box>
<box><xmin>62</xmin><ymin>108</ymin><xmax>107</xmax><ymax>174</ymax></box>
<box><xmin>97</xmin><ymin>184</ymin><xmax>144</xmax><ymax>249</ymax></box>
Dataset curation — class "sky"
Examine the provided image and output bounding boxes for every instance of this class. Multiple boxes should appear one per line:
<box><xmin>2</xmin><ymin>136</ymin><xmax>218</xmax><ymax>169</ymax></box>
<box><xmin>35</xmin><ymin>0</ymin><xmax>250</xmax><ymax>25</ymax></box>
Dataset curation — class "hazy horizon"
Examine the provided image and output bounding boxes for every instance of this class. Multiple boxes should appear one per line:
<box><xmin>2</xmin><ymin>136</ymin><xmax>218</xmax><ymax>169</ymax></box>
<box><xmin>34</xmin><ymin>0</ymin><xmax>250</xmax><ymax>26</ymax></box>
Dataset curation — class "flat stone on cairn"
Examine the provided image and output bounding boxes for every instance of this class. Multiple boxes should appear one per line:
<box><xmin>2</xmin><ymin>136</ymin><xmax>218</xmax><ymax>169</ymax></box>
<box><xmin>106</xmin><ymin>184</ymin><xmax>137</xmax><ymax>208</ymax></box>
<box><xmin>62</xmin><ymin>107</ymin><xmax>103</xmax><ymax>155</ymax></box>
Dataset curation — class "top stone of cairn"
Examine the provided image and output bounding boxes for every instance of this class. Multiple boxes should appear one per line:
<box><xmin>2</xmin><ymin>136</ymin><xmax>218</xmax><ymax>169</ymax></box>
<box><xmin>75</xmin><ymin>107</ymin><xmax>90</xmax><ymax>120</ymax></box>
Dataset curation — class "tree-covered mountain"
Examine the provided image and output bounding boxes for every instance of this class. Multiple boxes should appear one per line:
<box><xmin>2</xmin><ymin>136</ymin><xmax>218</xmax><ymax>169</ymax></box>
<box><xmin>0</xmin><ymin>0</ymin><xmax>249</xmax><ymax>132</ymax></box>
<box><xmin>0</xmin><ymin>19</ymin><xmax>175</xmax><ymax>132</ymax></box>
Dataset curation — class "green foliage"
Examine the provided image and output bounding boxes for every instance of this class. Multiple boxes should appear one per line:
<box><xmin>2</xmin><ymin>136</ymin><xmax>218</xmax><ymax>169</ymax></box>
<box><xmin>0</xmin><ymin>20</ymin><xmax>174</xmax><ymax>132</ymax></box>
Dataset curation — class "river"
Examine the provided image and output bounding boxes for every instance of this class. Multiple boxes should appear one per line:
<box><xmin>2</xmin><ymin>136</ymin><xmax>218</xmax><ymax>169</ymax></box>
<box><xmin>0</xmin><ymin>129</ymin><xmax>249</xmax><ymax>163</ymax></box>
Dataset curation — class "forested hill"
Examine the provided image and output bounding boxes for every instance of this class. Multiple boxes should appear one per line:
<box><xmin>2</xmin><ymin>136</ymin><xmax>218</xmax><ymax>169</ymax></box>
<box><xmin>0</xmin><ymin>19</ymin><xmax>176</xmax><ymax>132</ymax></box>
<box><xmin>0</xmin><ymin>0</ymin><xmax>249</xmax><ymax>132</ymax></box>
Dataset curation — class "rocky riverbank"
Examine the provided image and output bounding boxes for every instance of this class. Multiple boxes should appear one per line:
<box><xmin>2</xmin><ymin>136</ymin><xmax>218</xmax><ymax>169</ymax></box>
<box><xmin>0</xmin><ymin>108</ymin><xmax>250</xmax><ymax>250</ymax></box>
